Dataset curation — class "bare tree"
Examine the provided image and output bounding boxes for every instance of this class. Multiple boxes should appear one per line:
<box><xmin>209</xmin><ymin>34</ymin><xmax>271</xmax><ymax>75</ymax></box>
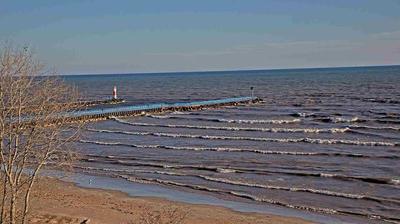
<box><xmin>0</xmin><ymin>45</ymin><xmax>81</xmax><ymax>224</ymax></box>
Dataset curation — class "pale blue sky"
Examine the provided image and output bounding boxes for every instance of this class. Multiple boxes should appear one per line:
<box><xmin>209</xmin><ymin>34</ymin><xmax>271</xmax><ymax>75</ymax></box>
<box><xmin>1</xmin><ymin>0</ymin><xmax>399</xmax><ymax>74</ymax></box>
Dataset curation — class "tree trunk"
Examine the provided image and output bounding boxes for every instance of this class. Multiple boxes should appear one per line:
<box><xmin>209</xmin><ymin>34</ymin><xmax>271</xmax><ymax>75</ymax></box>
<box><xmin>22</xmin><ymin>167</ymin><xmax>41</xmax><ymax>224</ymax></box>
<box><xmin>0</xmin><ymin>175</ymin><xmax>7</xmax><ymax>223</ymax></box>
<box><xmin>9</xmin><ymin>190</ymin><xmax>16</xmax><ymax>224</ymax></box>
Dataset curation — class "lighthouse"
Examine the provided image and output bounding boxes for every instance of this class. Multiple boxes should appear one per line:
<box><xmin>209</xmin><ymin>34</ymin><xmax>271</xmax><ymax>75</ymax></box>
<box><xmin>112</xmin><ymin>86</ymin><xmax>117</xmax><ymax>100</ymax></box>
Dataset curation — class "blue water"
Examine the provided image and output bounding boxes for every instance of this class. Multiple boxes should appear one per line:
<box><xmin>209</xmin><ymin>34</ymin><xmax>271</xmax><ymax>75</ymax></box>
<box><xmin>64</xmin><ymin>65</ymin><xmax>400</xmax><ymax>224</ymax></box>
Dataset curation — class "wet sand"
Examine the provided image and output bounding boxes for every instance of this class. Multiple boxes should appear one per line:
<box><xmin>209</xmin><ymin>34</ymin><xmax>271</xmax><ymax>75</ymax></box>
<box><xmin>26</xmin><ymin>177</ymin><xmax>313</xmax><ymax>224</ymax></box>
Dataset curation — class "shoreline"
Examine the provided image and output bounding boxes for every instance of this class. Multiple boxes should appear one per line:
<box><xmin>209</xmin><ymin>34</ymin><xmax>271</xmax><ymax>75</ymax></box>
<box><xmin>28</xmin><ymin>175</ymin><xmax>314</xmax><ymax>224</ymax></box>
<box><xmin>38</xmin><ymin>170</ymin><xmax>354</xmax><ymax>224</ymax></box>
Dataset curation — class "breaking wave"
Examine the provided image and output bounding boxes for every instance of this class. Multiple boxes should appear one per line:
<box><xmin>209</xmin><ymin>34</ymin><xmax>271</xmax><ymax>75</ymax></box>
<box><xmin>79</xmin><ymin>154</ymin><xmax>400</xmax><ymax>186</ymax></box>
<box><xmin>314</xmin><ymin>116</ymin><xmax>400</xmax><ymax>125</ymax></box>
<box><xmin>80</xmin><ymin>139</ymin><xmax>395</xmax><ymax>158</ymax></box>
<box><xmin>112</xmin><ymin>117</ymin><xmax>349</xmax><ymax>133</ymax></box>
<box><xmin>196</xmin><ymin>176</ymin><xmax>400</xmax><ymax>204</ymax></box>
<box><xmin>260</xmin><ymin>172</ymin><xmax>400</xmax><ymax>187</ymax></box>
<box><xmin>315</xmin><ymin>117</ymin><xmax>367</xmax><ymax>123</ymax></box>
<box><xmin>333</xmin><ymin>117</ymin><xmax>365</xmax><ymax>123</ymax></box>
<box><xmin>146</xmin><ymin>115</ymin><xmax>301</xmax><ymax>124</ymax></box>
<box><xmin>77</xmin><ymin>168</ymin><xmax>399</xmax><ymax>223</ymax></box>
<box><xmin>86</xmin><ymin>128</ymin><xmax>400</xmax><ymax>147</ymax></box>
<box><xmin>75</xmin><ymin>165</ymin><xmax>399</xmax><ymax>205</ymax></box>
<box><xmin>120</xmin><ymin>174</ymin><xmax>343</xmax><ymax>214</ymax></box>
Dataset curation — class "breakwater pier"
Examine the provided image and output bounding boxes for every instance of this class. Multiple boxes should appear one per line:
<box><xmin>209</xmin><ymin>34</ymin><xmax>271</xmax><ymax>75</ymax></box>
<box><xmin>68</xmin><ymin>97</ymin><xmax>262</xmax><ymax>122</ymax></box>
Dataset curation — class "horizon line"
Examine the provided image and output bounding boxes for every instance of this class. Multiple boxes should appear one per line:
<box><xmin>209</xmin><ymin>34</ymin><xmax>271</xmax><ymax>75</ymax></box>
<box><xmin>62</xmin><ymin>64</ymin><xmax>400</xmax><ymax>76</ymax></box>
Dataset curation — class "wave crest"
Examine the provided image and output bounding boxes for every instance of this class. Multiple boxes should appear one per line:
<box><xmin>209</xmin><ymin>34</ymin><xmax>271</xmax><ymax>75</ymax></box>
<box><xmin>146</xmin><ymin>115</ymin><xmax>301</xmax><ymax>124</ymax></box>
<box><xmin>112</xmin><ymin>117</ymin><xmax>349</xmax><ymax>134</ymax></box>
<box><xmin>79</xmin><ymin>139</ymin><xmax>399</xmax><ymax>159</ymax></box>
<box><xmin>87</xmin><ymin>128</ymin><xmax>400</xmax><ymax>147</ymax></box>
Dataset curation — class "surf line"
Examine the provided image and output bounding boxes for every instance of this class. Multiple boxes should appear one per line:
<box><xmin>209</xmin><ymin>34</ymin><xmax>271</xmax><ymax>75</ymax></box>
<box><xmin>111</xmin><ymin>117</ymin><xmax>348</xmax><ymax>133</ymax></box>
<box><xmin>76</xmin><ymin>164</ymin><xmax>400</xmax><ymax>204</ymax></box>
<box><xmin>79</xmin><ymin>139</ymin><xmax>400</xmax><ymax>159</ymax></box>
<box><xmin>86</xmin><ymin>128</ymin><xmax>400</xmax><ymax>147</ymax></box>
<box><xmin>75</xmin><ymin>167</ymin><xmax>400</xmax><ymax>223</ymax></box>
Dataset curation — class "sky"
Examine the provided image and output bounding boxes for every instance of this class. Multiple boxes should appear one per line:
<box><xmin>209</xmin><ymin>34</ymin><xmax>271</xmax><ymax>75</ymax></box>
<box><xmin>1</xmin><ymin>0</ymin><xmax>399</xmax><ymax>74</ymax></box>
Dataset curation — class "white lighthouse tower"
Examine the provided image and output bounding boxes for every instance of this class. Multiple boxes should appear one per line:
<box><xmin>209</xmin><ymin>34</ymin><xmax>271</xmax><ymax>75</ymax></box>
<box><xmin>112</xmin><ymin>86</ymin><xmax>117</xmax><ymax>100</ymax></box>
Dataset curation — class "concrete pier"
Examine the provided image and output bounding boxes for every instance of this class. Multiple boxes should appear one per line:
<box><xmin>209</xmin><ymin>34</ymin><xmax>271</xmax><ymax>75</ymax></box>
<box><xmin>67</xmin><ymin>97</ymin><xmax>262</xmax><ymax>123</ymax></box>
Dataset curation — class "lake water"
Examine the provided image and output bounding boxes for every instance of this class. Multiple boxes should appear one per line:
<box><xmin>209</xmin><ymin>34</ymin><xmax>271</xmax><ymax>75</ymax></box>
<box><xmin>64</xmin><ymin>66</ymin><xmax>400</xmax><ymax>223</ymax></box>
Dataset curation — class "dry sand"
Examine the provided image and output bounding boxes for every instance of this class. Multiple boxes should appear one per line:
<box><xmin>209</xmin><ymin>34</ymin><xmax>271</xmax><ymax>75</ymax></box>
<box><xmin>23</xmin><ymin>177</ymin><xmax>313</xmax><ymax>224</ymax></box>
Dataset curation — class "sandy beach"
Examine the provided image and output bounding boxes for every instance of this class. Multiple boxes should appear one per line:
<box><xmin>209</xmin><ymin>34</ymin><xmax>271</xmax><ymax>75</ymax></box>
<box><xmin>2</xmin><ymin>1</ymin><xmax>400</xmax><ymax>223</ymax></box>
<box><xmin>23</xmin><ymin>177</ymin><xmax>313</xmax><ymax>224</ymax></box>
